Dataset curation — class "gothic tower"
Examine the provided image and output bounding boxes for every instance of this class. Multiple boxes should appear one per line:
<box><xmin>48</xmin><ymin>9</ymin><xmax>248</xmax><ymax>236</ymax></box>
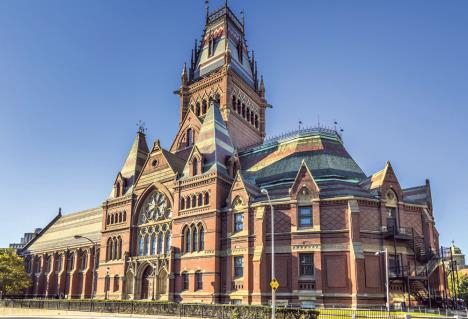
<box><xmin>176</xmin><ymin>3</ymin><xmax>267</xmax><ymax>150</ymax></box>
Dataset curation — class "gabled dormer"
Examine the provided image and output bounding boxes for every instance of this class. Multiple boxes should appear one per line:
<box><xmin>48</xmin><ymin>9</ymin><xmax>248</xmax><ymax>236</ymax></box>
<box><xmin>170</xmin><ymin>107</ymin><xmax>202</xmax><ymax>154</ymax></box>
<box><xmin>113</xmin><ymin>172</ymin><xmax>125</xmax><ymax>198</ymax></box>
<box><xmin>182</xmin><ymin>145</ymin><xmax>203</xmax><ymax>177</ymax></box>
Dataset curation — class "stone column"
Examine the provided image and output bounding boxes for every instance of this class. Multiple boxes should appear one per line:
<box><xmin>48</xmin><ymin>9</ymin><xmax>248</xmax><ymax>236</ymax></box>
<box><xmin>251</xmin><ymin>206</ymin><xmax>266</xmax><ymax>304</ymax></box>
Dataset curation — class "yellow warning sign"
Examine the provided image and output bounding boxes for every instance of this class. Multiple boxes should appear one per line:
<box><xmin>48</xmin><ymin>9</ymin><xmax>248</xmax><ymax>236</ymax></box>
<box><xmin>270</xmin><ymin>278</ymin><xmax>279</xmax><ymax>290</ymax></box>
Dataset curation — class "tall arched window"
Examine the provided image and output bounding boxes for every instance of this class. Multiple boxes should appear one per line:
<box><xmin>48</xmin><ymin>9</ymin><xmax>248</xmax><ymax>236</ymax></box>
<box><xmin>107</xmin><ymin>215</ymin><xmax>110</xmax><ymax>225</ymax></box>
<box><xmin>237</xmin><ymin>100</ymin><xmax>241</xmax><ymax>114</ymax></box>
<box><xmin>123</xmin><ymin>211</ymin><xmax>127</xmax><ymax>222</ymax></box>
<box><xmin>242</xmin><ymin>104</ymin><xmax>245</xmax><ymax>118</ymax></box>
<box><xmin>198</xmin><ymin>193</ymin><xmax>203</xmax><ymax>206</ymax></box>
<box><xmin>199</xmin><ymin>226</ymin><xmax>205</xmax><ymax>251</ymax></box>
<box><xmin>186</xmin><ymin>196</ymin><xmax>191</xmax><ymax>209</ymax></box>
<box><xmin>204</xmin><ymin>192</ymin><xmax>209</xmax><ymax>206</ymax></box>
<box><xmin>202</xmin><ymin>100</ymin><xmax>207</xmax><ymax>114</ymax></box>
<box><xmin>80</xmin><ymin>251</ymin><xmax>87</xmax><ymax>270</ymax></box>
<box><xmin>192</xmin><ymin>227</ymin><xmax>198</xmax><ymax>252</ymax></box>
<box><xmin>144</xmin><ymin>236</ymin><xmax>150</xmax><ymax>256</ymax></box>
<box><xmin>195</xmin><ymin>103</ymin><xmax>201</xmax><ymax>116</ymax></box>
<box><xmin>117</xmin><ymin>237</ymin><xmax>122</xmax><ymax>259</ymax></box>
<box><xmin>165</xmin><ymin>232</ymin><xmax>171</xmax><ymax>253</ymax></box>
<box><xmin>55</xmin><ymin>254</ymin><xmax>62</xmax><ymax>272</ymax></box>
<box><xmin>208</xmin><ymin>36</ymin><xmax>215</xmax><ymax>57</ymax></box>
<box><xmin>186</xmin><ymin>128</ymin><xmax>193</xmax><ymax>147</ymax></box>
<box><xmin>184</xmin><ymin>228</ymin><xmax>191</xmax><ymax>253</ymax></box>
<box><xmin>107</xmin><ymin>238</ymin><xmax>113</xmax><ymax>260</ymax></box>
<box><xmin>192</xmin><ymin>158</ymin><xmax>198</xmax><ymax>176</ymax></box>
<box><xmin>67</xmin><ymin>253</ymin><xmax>74</xmax><ymax>271</ymax></box>
<box><xmin>246</xmin><ymin>108</ymin><xmax>250</xmax><ymax>121</ymax></box>
<box><xmin>158</xmin><ymin>233</ymin><xmax>164</xmax><ymax>254</ymax></box>
<box><xmin>255</xmin><ymin>115</ymin><xmax>258</xmax><ymax>128</ymax></box>
<box><xmin>113</xmin><ymin>238</ymin><xmax>118</xmax><ymax>259</ymax></box>
<box><xmin>192</xmin><ymin>195</ymin><xmax>197</xmax><ymax>208</ymax></box>
<box><xmin>181</xmin><ymin>197</ymin><xmax>185</xmax><ymax>210</ymax></box>
<box><xmin>138</xmin><ymin>235</ymin><xmax>144</xmax><ymax>256</ymax></box>
<box><xmin>151</xmin><ymin>234</ymin><xmax>157</xmax><ymax>255</ymax></box>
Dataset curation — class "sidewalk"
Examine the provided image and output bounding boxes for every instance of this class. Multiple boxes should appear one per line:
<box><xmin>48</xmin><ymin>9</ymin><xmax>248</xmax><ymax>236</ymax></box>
<box><xmin>0</xmin><ymin>307</ymin><xmax>204</xmax><ymax>319</ymax></box>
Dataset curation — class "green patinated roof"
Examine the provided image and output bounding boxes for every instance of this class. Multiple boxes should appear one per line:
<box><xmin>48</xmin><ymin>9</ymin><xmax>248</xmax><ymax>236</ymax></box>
<box><xmin>239</xmin><ymin>128</ymin><xmax>367</xmax><ymax>196</ymax></box>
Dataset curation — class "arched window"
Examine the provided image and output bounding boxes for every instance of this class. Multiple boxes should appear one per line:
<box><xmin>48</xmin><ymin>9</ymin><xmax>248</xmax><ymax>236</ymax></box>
<box><xmin>237</xmin><ymin>100</ymin><xmax>241</xmax><ymax>114</ymax></box>
<box><xmin>255</xmin><ymin>114</ymin><xmax>258</xmax><ymax>128</ymax></box>
<box><xmin>186</xmin><ymin>128</ymin><xmax>193</xmax><ymax>147</ymax></box>
<box><xmin>195</xmin><ymin>102</ymin><xmax>200</xmax><ymax>116</ymax></box>
<box><xmin>192</xmin><ymin>158</ymin><xmax>198</xmax><ymax>176</ymax></box>
<box><xmin>202</xmin><ymin>100</ymin><xmax>207</xmax><ymax>114</ymax></box>
<box><xmin>192</xmin><ymin>227</ymin><xmax>198</xmax><ymax>252</ymax></box>
<box><xmin>184</xmin><ymin>228</ymin><xmax>191</xmax><ymax>253</ymax></box>
<box><xmin>55</xmin><ymin>254</ymin><xmax>62</xmax><ymax>272</ymax></box>
<box><xmin>117</xmin><ymin>237</ymin><xmax>122</xmax><ymax>259</ymax></box>
<box><xmin>106</xmin><ymin>215</ymin><xmax>110</xmax><ymax>225</ymax></box>
<box><xmin>192</xmin><ymin>195</ymin><xmax>197</xmax><ymax>208</ymax></box>
<box><xmin>181</xmin><ymin>197</ymin><xmax>185</xmax><ymax>210</ymax></box>
<box><xmin>158</xmin><ymin>233</ymin><xmax>164</xmax><ymax>254</ymax></box>
<box><xmin>113</xmin><ymin>238</ymin><xmax>119</xmax><ymax>260</ymax></box>
<box><xmin>242</xmin><ymin>104</ymin><xmax>245</xmax><ymax>118</ymax></box>
<box><xmin>208</xmin><ymin>36</ymin><xmax>215</xmax><ymax>57</ymax></box>
<box><xmin>204</xmin><ymin>192</ymin><xmax>209</xmax><ymax>205</ymax></box>
<box><xmin>138</xmin><ymin>235</ymin><xmax>144</xmax><ymax>256</ymax></box>
<box><xmin>237</xmin><ymin>41</ymin><xmax>243</xmax><ymax>63</ymax></box>
<box><xmin>251</xmin><ymin>112</ymin><xmax>254</xmax><ymax>125</ymax></box>
<box><xmin>246</xmin><ymin>108</ymin><xmax>250</xmax><ymax>121</ymax></box>
<box><xmin>106</xmin><ymin>238</ymin><xmax>112</xmax><ymax>260</ymax></box>
<box><xmin>232</xmin><ymin>96</ymin><xmax>236</xmax><ymax>110</ymax></box>
<box><xmin>44</xmin><ymin>255</ymin><xmax>51</xmax><ymax>273</ymax></box>
<box><xmin>198</xmin><ymin>193</ymin><xmax>203</xmax><ymax>206</ymax></box>
<box><xmin>116</xmin><ymin>183</ymin><xmax>121</xmax><ymax>197</ymax></box>
<box><xmin>195</xmin><ymin>271</ymin><xmax>203</xmax><ymax>290</ymax></box>
<box><xmin>119</xmin><ymin>212</ymin><xmax>123</xmax><ymax>223</ymax></box>
<box><xmin>80</xmin><ymin>251</ymin><xmax>87</xmax><ymax>270</ymax></box>
<box><xmin>151</xmin><ymin>234</ymin><xmax>157</xmax><ymax>255</ymax></box>
<box><xmin>182</xmin><ymin>272</ymin><xmax>189</xmax><ymax>290</ymax></box>
<box><xmin>186</xmin><ymin>196</ymin><xmax>191</xmax><ymax>209</ymax></box>
<box><xmin>123</xmin><ymin>211</ymin><xmax>126</xmax><ymax>222</ymax></box>
<box><xmin>67</xmin><ymin>253</ymin><xmax>74</xmax><ymax>271</ymax></box>
<box><xmin>165</xmin><ymin>232</ymin><xmax>171</xmax><ymax>253</ymax></box>
<box><xmin>110</xmin><ymin>214</ymin><xmax>114</xmax><ymax>224</ymax></box>
<box><xmin>199</xmin><ymin>226</ymin><xmax>205</xmax><ymax>251</ymax></box>
<box><xmin>144</xmin><ymin>235</ymin><xmax>150</xmax><ymax>256</ymax></box>
<box><xmin>113</xmin><ymin>275</ymin><xmax>119</xmax><ymax>292</ymax></box>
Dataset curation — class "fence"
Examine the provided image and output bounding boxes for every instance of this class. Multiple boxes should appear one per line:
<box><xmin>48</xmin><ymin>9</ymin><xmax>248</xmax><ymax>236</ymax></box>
<box><xmin>0</xmin><ymin>299</ymin><xmax>318</xmax><ymax>319</ymax></box>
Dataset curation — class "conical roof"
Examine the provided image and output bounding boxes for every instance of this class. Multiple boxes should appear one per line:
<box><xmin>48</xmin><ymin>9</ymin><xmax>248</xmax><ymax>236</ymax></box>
<box><xmin>109</xmin><ymin>131</ymin><xmax>149</xmax><ymax>198</ymax></box>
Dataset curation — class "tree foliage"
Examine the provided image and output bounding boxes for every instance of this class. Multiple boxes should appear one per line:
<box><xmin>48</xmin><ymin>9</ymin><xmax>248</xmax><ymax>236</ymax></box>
<box><xmin>448</xmin><ymin>270</ymin><xmax>468</xmax><ymax>303</ymax></box>
<box><xmin>0</xmin><ymin>248</ymin><xmax>31</xmax><ymax>295</ymax></box>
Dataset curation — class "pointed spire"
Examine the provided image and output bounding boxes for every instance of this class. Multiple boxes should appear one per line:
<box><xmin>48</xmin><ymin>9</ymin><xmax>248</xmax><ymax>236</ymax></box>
<box><xmin>181</xmin><ymin>63</ymin><xmax>188</xmax><ymax>86</ymax></box>
<box><xmin>259</xmin><ymin>75</ymin><xmax>265</xmax><ymax>98</ymax></box>
<box><xmin>205</xmin><ymin>0</ymin><xmax>210</xmax><ymax>24</ymax></box>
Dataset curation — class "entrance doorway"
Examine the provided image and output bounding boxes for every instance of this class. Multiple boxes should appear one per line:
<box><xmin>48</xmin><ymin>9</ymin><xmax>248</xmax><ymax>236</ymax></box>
<box><xmin>141</xmin><ymin>266</ymin><xmax>152</xmax><ymax>299</ymax></box>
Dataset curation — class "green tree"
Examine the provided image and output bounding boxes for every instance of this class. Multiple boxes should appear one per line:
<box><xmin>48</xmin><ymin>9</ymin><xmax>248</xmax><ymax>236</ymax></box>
<box><xmin>448</xmin><ymin>271</ymin><xmax>468</xmax><ymax>303</ymax></box>
<box><xmin>0</xmin><ymin>248</ymin><xmax>31</xmax><ymax>295</ymax></box>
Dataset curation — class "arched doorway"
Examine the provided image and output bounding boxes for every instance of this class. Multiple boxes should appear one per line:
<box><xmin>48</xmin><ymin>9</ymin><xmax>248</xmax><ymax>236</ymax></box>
<box><xmin>158</xmin><ymin>269</ymin><xmax>168</xmax><ymax>297</ymax></box>
<box><xmin>140</xmin><ymin>266</ymin><xmax>152</xmax><ymax>300</ymax></box>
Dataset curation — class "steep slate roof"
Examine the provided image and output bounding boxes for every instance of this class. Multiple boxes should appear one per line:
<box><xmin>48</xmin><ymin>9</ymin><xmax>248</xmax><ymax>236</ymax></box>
<box><xmin>192</xmin><ymin>5</ymin><xmax>255</xmax><ymax>88</ymax></box>
<box><xmin>109</xmin><ymin>131</ymin><xmax>149</xmax><ymax>198</ymax></box>
<box><xmin>239</xmin><ymin>128</ymin><xmax>368</xmax><ymax>198</ymax></box>
<box><xmin>23</xmin><ymin>207</ymin><xmax>102</xmax><ymax>254</ymax></box>
<box><xmin>182</xmin><ymin>103</ymin><xmax>235</xmax><ymax>177</ymax></box>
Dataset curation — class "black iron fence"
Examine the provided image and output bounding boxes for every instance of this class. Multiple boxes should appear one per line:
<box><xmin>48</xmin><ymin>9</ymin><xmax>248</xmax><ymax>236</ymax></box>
<box><xmin>0</xmin><ymin>299</ymin><xmax>319</xmax><ymax>319</ymax></box>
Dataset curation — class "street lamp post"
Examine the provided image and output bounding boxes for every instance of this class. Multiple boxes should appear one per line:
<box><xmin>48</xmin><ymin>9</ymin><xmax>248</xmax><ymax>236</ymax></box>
<box><xmin>261</xmin><ymin>188</ymin><xmax>275</xmax><ymax>319</ymax></box>
<box><xmin>74</xmin><ymin>235</ymin><xmax>97</xmax><ymax>300</ymax></box>
<box><xmin>375</xmin><ymin>248</ymin><xmax>390</xmax><ymax>312</ymax></box>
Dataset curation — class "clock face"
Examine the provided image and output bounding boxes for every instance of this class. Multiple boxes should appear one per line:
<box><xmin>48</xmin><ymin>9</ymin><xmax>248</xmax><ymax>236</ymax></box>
<box><xmin>142</xmin><ymin>191</ymin><xmax>168</xmax><ymax>222</ymax></box>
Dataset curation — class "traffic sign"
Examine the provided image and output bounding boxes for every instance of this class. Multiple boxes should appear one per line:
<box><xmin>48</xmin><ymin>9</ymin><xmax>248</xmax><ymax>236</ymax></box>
<box><xmin>270</xmin><ymin>278</ymin><xmax>279</xmax><ymax>290</ymax></box>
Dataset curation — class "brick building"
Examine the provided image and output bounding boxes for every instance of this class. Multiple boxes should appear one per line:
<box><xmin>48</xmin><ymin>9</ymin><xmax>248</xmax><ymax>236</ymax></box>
<box><xmin>21</xmin><ymin>4</ymin><xmax>447</xmax><ymax>308</ymax></box>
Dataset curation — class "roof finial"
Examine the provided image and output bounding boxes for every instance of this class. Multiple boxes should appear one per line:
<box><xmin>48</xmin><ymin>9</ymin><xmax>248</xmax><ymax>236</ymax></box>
<box><xmin>205</xmin><ymin>0</ymin><xmax>210</xmax><ymax>23</ymax></box>
<box><xmin>137</xmin><ymin>120</ymin><xmax>147</xmax><ymax>134</ymax></box>
<box><xmin>181</xmin><ymin>63</ymin><xmax>188</xmax><ymax>85</ymax></box>
<box><xmin>225</xmin><ymin>0</ymin><xmax>228</xmax><ymax>8</ymax></box>
<box><xmin>298</xmin><ymin>120</ymin><xmax>303</xmax><ymax>130</ymax></box>
<box><xmin>240</xmin><ymin>9</ymin><xmax>245</xmax><ymax>31</ymax></box>
<box><xmin>58</xmin><ymin>207</ymin><xmax>62</xmax><ymax>216</ymax></box>
<box><xmin>259</xmin><ymin>75</ymin><xmax>265</xmax><ymax>98</ymax></box>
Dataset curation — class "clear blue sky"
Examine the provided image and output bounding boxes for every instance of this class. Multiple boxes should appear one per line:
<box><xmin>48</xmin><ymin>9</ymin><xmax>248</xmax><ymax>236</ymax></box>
<box><xmin>1</xmin><ymin>0</ymin><xmax>467</xmax><ymax>252</ymax></box>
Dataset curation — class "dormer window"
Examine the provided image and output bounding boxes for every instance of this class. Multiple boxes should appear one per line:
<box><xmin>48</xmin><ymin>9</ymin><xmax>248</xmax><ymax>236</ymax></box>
<box><xmin>186</xmin><ymin>128</ymin><xmax>193</xmax><ymax>147</ymax></box>
<box><xmin>208</xmin><ymin>36</ymin><xmax>215</xmax><ymax>57</ymax></box>
<box><xmin>192</xmin><ymin>158</ymin><xmax>198</xmax><ymax>176</ymax></box>
<box><xmin>237</xmin><ymin>41</ymin><xmax>243</xmax><ymax>63</ymax></box>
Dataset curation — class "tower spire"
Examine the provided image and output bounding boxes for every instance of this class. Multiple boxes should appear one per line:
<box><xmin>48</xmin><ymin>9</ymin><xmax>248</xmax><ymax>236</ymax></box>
<box><xmin>205</xmin><ymin>0</ymin><xmax>209</xmax><ymax>24</ymax></box>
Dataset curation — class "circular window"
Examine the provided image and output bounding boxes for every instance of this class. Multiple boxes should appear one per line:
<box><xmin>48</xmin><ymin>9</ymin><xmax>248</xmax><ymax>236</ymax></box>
<box><xmin>152</xmin><ymin>159</ymin><xmax>158</xmax><ymax>167</ymax></box>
